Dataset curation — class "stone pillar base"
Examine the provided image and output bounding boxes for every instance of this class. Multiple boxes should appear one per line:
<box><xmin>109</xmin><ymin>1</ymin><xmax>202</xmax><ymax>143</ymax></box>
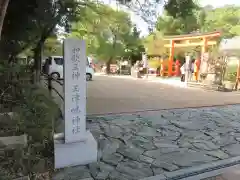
<box><xmin>54</xmin><ymin>130</ymin><xmax>97</xmax><ymax>169</ymax></box>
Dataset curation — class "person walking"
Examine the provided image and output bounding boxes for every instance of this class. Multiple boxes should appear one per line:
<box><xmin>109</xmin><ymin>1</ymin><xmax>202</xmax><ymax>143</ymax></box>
<box><xmin>189</xmin><ymin>60</ymin><xmax>195</xmax><ymax>81</ymax></box>
<box><xmin>180</xmin><ymin>62</ymin><xmax>186</xmax><ymax>82</ymax></box>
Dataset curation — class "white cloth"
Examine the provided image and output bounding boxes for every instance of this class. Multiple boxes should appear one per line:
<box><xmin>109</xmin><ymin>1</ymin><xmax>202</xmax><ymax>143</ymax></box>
<box><xmin>180</xmin><ymin>63</ymin><xmax>186</xmax><ymax>74</ymax></box>
<box><xmin>181</xmin><ymin>62</ymin><xmax>195</xmax><ymax>74</ymax></box>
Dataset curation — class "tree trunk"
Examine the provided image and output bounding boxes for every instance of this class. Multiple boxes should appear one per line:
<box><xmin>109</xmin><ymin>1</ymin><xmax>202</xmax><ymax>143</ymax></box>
<box><xmin>32</xmin><ymin>25</ymin><xmax>55</xmax><ymax>83</ymax></box>
<box><xmin>0</xmin><ymin>0</ymin><xmax>10</xmax><ymax>40</ymax></box>
<box><xmin>33</xmin><ymin>42</ymin><xmax>43</xmax><ymax>83</ymax></box>
<box><xmin>106</xmin><ymin>57</ymin><xmax>113</xmax><ymax>74</ymax></box>
<box><xmin>106</xmin><ymin>33</ymin><xmax>117</xmax><ymax>74</ymax></box>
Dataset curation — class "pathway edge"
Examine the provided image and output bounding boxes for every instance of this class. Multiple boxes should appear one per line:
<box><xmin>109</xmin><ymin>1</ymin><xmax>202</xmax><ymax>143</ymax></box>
<box><xmin>140</xmin><ymin>155</ymin><xmax>240</xmax><ymax>180</ymax></box>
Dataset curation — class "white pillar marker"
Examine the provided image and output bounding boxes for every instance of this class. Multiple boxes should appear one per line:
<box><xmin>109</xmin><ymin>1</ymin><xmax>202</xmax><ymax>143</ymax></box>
<box><xmin>64</xmin><ymin>38</ymin><xmax>87</xmax><ymax>143</ymax></box>
<box><xmin>54</xmin><ymin>38</ymin><xmax>97</xmax><ymax>169</ymax></box>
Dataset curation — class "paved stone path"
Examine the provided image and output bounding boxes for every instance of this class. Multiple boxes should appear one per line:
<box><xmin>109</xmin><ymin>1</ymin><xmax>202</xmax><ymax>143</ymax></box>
<box><xmin>53</xmin><ymin>105</ymin><xmax>240</xmax><ymax>180</ymax></box>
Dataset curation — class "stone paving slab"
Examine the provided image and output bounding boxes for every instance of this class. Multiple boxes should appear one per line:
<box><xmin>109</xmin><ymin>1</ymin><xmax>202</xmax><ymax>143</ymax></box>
<box><xmin>53</xmin><ymin>105</ymin><xmax>240</xmax><ymax>180</ymax></box>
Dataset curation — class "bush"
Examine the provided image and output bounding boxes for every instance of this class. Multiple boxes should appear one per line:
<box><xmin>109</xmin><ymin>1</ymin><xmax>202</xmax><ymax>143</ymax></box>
<box><xmin>225</xmin><ymin>72</ymin><xmax>237</xmax><ymax>82</ymax></box>
<box><xmin>0</xmin><ymin>62</ymin><xmax>60</xmax><ymax>177</ymax></box>
<box><xmin>0</xmin><ymin>62</ymin><xmax>59</xmax><ymax>142</ymax></box>
<box><xmin>148</xmin><ymin>58</ymin><xmax>161</xmax><ymax>69</ymax></box>
<box><xmin>14</xmin><ymin>84</ymin><xmax>59</xmax><ymax>143</ymax></box>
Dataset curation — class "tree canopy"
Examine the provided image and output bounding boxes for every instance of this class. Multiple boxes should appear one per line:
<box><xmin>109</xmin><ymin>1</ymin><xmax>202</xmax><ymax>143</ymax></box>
<box><xmin>144</xmin><ymin>4</ymin><xmax>240</xmax><ymax>56</ymax></box>
<box><xmin>155</xmin><ymin>5</ymin><xmax>240</xmax><ymax>37</ymax></box>
<box><xmin>0</xmin><ymin>0</ymin><xmax>199</xmax><ymax>41</ymax></box>
<box><xmin>69</xmin><ymin>3</ymin><xmax>144</xmax><ymax>65</ymax></box>
<box><xmin>0</xmin><ymin>0</ymin><xmax>239</xmax><ymax>73</ymax></box>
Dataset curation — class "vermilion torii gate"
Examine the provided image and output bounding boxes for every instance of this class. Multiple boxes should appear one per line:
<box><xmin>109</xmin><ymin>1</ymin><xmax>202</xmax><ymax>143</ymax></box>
<box><xmin>163</xmin><ymin>31</ymin><xmax>221</xmax><ymax>76</ymax></box>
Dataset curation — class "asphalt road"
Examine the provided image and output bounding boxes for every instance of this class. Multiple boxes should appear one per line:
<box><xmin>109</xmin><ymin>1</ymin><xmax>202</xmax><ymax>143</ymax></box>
<box><xmin>52</xmin><ymin>75</ymin><xmax>240</xmax><ymax>115</ymax></box>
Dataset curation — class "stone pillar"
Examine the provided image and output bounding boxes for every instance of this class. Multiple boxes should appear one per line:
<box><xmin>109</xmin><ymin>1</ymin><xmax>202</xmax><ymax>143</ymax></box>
<box><xmin>54</xmin><ymin>38</ymin><xmax>97</xmax><ymax>169</ymax></box>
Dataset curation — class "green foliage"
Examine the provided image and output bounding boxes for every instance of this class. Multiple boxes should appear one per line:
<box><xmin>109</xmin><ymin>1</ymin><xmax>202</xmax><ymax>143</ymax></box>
<box><xmin>146</xmin><ymin>4</ymin><xmax>240</xmax><ymax>58</ymax></box>
<box><xmin>0</xmin><ymin>0</ymin><xmax>38</xmax><ymax>59</ymax></box>
<box><xmin>155</xmin><ymin>5</ymin><xmax>240</xmax><ymax>38</ymax></box>
<box><xmin>225</xmin><ymin>72</ymin><xmax>237</xmax><ymax>82</ymax></box>
<box><xmin>117</xmin><ymin>0</ymin><xmax>198</xmax><ymax>29</ymax></box>
<box><xmin>124</xmin><ymin>25</ymin><xmax>145</xmax><ymax>63</ymax></box>
<box><xmin>0</xmin><ymin>0</ymin><xmax>211</xmax><ymax>61</ymax></box>
<box><xmin>14</xmin><ymin>84</ymin><xmax>59</xmax><ymax>142</ymax></box>
<box><xmin>148</xmin><ymin>58</ymin><xmax>161</xmax><ymax>68</ymax></box>
<box><xmin>164</xmin><ymin>0</ymin><xmax>198</xmax><ymax>19</ymax></box>
<box><xmin>0</xmin><ymin>0</ymin><xmax>84</xmax><ymax>69</ymax></box>
<box><xmin>155</xmin><ymin>9</ymin><xmax>201</xmax><ymax>35</ymax></box>
<box><xmin>0</xmin><ymin>62</ymin><xmax>59</xmax><ymax>142</ymax></box>
<box><xmin>0</xmin><ymin>169</ymin><xmax>11</xmax><ymax>180</ymax></box>
<box><xmin>70</xmin><ymin>3</ymin><xmax>143</xmax><ymax>63</ymax></box>
<box><xmin>43</xmin><ymin>36</ymin><xmax>63</xmax><ymax>56</ymax></box>
<box><xmin>203</xmin><ymin>5</ymin><xmax>240</xmax><ymax>38</ymax></box>
<box><xmin>143</xmin><ymin>31</ymin><xmax>168</xmax><ymax>56</ymax></box>
<box><xmin>224</xmin><ymin>62</ymin><xmax>238</xmax><ymax>82</ymax></box>
<box><xmin>0</xmin><ymin>62</ymin><xmax>58</xmax><ymax>177</ymax></box>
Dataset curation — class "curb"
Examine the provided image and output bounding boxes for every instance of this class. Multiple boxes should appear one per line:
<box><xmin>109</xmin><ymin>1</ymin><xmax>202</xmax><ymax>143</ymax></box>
<box><xmin>187</xmin><ymin>85</ymin><xmax>240</xmax><ymax>94</ymax></box>
<box><xmin>140</xmin><ymin>156</ymin><xmax>240</xmax><ymax>180</ymax></box>
<box><xmin>87</xmin><ymin>104</ymin><xmax>240</xmax><ymax>116</ymax></box>
<box><xmin>183</xmin><ymin>164</ymin><xmax>240</xmax><ymax>180</ymax></box>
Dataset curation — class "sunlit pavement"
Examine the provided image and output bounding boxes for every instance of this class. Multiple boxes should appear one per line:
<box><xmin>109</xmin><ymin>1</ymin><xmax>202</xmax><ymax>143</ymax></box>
<box><xmin>86</xmin><ymin>75</ymin><xmax>240</xmax><ymax>115</ymax></box>
<box><xmin>52</xmin><ymin>75</ymin><xmax>240</xmax><ymax>115</ymax></box>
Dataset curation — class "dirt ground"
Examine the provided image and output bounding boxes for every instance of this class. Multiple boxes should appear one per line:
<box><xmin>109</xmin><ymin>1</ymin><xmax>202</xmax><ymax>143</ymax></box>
<box><xmin>52</xmin><ymin>75</ymin><xmax>240</xmax><ymax>115</ymax></box>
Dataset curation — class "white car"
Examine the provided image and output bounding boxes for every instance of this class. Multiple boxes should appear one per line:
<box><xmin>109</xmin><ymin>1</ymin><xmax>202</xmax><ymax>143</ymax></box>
<box><xmin>42</xmin><ymin>56</ymin><xmax>94</xmax><ymax>81</ymax></box>
<box><xmin>86</xmin><ymin>63</ymin><xmax>94</xmax><ymax>81</ymax></box>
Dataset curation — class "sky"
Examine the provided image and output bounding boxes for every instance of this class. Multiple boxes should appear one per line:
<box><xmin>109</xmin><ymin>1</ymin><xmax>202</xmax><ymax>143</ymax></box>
<box><xmin>201</xmin><ymin>0</ymin><xmax>240</xmax><ymax>7</ymax></box>
<box><xmin>127</xmin><ymin>0</ymin><xmax>240</xmax><ymax>36</ymax></box>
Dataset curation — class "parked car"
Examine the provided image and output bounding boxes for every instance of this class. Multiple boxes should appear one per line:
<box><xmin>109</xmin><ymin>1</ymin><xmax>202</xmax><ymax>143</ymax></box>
<box><xmin>117</xmin><ymin>65</ymin><xmax>131</xmax><ymax>75</ymax></box>
<box><xmin>42</xmin><ymin>56</ymin><xmax>94</xmax><ymax>81</ymax></box>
